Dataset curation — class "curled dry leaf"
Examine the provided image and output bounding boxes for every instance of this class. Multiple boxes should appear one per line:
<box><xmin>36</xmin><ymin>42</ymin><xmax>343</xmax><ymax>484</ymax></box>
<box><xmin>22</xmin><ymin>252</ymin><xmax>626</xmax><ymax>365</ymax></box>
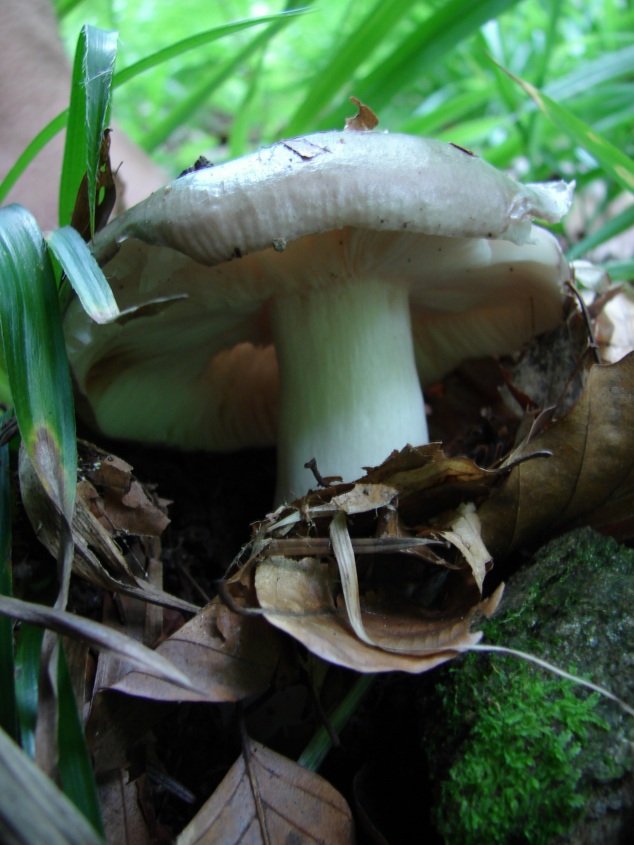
<box><xmin>480</xmin><ymin>351</ymin><xmax>634</xmax><ymax>551</ymax></box>
<box><xmin>176</xmin><ymin>735</ymin><xmax>354</xmax><ymax>845</ymax></box>
<box><xmin>242</xmin><ymin>446</ymin><xmax>502</xmax><ymax>673</ymax></box>
<box><xmin>435</xmin><ymin>502</ymin><xmax>491</xmax><ymax>593</ymax></box>
<box><xmin>19</xmin><ymin>440</ymin><xmax>197</xmax><ymax>614</ymax></box>
<box><xmin>255</xmin><ymin>556</ymin><xmax>502</xmax><ymax>673</ymax></box>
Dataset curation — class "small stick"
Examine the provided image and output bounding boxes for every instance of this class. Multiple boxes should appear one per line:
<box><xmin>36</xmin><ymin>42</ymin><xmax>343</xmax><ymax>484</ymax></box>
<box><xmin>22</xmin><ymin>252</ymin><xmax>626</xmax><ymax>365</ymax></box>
<box><xmin>304</xmin><ymin>457</ymin><xmax>332</xmax><ymax>488</ymax></box>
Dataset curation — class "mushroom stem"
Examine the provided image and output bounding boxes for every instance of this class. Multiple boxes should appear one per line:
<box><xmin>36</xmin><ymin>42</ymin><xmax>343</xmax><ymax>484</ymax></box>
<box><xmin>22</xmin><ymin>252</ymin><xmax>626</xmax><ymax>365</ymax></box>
<box><xmin>271</xmin><ymin>278</ymin><xmax>428</xmax><ymax>504</ymax></box>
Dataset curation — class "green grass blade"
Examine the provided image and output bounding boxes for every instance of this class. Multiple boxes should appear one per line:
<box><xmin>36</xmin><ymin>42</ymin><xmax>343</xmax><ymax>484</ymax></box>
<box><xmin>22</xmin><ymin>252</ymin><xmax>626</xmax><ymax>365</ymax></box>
<box><xmin>0</xmin><ymin>725</ymin><xmax>104</xmax><ymax>845</ymax></box>
<box><xmin>603</xmin><ymin>260</ymin><xmax>634</xmax><ymax>282</ymax></box>
<box><xmin>113</xmin><ymin>9</ymin><xmax>309</xmax><ymax>88</ymax></box>
<box><xmin>54</xmin><ymin>0</ymin><xmax>86</xmax><ymax>18</ymax></box>
<box><xmin>297</xmin><ymin>674</ymin><xmax>375</xmax><ymax>771</ymax></box>
<box><xmin>400</xmin><ymin>88</ymin><xmax>492</xmax><ymax>136</ymax></box>
<box><xmin>0</xmin><ymin>432</ymin><xmax>17</xmax><ymax>741</ymax></box>
<box><xmin>59</xmin><ymin>26</ymin><xmax>118</xmax><ymax>232</ymax></box>
<box><xmin>14</xmin><ymin>624</ymin><xmax>44</xmax><ymax>760</ymax></box>
<box><xmin>308</xmin><ymin>0</ymin><xmax>522</xmax><ymax>133</ymax></box>
<box><xmin>57</xmin><ymin>645</ymin><xmax>104</xmax><ymax>836</ymax></box>
<box><xmin>47</xmin><ymin>227</ymin><xmax>119</xmax><ymax>323</ymax></box>
<box><xmin>506</xmin><ymin>70</ymin><xmax>634</xmax><ymax>194</ymax></box>
<box><xmin>567</xmin><ymin>203</ymin><xmax>634</xmax><ymax>261</ymax></box>
<box><xmin>144</xmin><ymin>1</ymin><xmax>314</xmax><ymax>151</ymax></box>
<box><xmin>0</xmin><ymin>206</ymin><xmax>76</xmax><ymax>521</ymax></box>
<box><xmin>283</xmin><ymin>0</ymin><xmax>420</xmax><ymax>136</ymax></box>
<box><xmin>0</xmin><ymin>113</ymin><xmax>68</xmax><ymax>208</ymax></box>
<box><xmin>546</xmin><ymin>44</ymin><xmax>634</xmax><ymax>103</ymax></box>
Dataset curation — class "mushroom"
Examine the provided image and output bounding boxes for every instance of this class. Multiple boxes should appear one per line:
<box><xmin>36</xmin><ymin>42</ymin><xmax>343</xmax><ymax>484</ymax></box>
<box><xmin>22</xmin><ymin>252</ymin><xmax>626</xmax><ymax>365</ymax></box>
<box><xmin>64</xmin><ymin>130</ymin><xmax>573</xmax><ymax>504</ymax></box>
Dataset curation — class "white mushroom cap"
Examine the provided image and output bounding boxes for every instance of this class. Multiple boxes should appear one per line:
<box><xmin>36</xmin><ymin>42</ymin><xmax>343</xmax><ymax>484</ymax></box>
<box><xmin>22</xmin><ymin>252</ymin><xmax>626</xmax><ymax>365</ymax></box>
<box><xmin>65</xmin><ymin>130</ymin><xmax>573</xmax><ymax>503</ymax></box>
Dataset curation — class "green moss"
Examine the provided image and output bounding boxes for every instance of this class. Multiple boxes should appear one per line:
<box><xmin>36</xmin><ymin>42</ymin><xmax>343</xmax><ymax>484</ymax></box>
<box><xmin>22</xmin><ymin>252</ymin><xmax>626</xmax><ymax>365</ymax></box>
<box><xmin>434</xmin><ymin>656</ymin><xmax>609</xmax><ymax>845</ymax></box>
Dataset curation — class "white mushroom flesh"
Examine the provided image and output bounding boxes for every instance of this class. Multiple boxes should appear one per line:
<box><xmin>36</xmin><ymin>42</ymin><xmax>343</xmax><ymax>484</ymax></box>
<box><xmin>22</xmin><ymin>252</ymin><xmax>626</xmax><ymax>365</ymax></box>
<box><xmin>65</xmin><ymin>130</ymin><xmax>574</xmax><ymax>504</ymax></box>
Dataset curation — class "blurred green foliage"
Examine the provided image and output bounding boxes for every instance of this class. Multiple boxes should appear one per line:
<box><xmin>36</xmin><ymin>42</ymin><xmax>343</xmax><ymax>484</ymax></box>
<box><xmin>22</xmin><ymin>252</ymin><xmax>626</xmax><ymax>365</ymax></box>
<box><xmin>55</xmin><ymin>0</ymin><xmax>634</xmax><ymax>179</ymax></box>
<box><xmin>51</xmin><ymin>0</ymin><xmax>634</xmax><ymax>279</ymax></box>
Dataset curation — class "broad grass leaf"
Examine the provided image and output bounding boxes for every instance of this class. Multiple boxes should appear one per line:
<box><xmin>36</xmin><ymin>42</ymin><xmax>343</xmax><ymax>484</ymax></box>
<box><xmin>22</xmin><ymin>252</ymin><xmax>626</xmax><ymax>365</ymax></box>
<box><xmin>503</xmin><ymin>69</ymin><xmax>634</xmax><ymax>195</ymax></box>
<box><xmin>300</xmin><ymin>0</ymin><xmax>522</xmax><ymax>134</ymax></box>
<box><xmin>113</xmin><ymin>9</ymin><xmax>309</xmax><ymax>88</ymax></box>
<box><xmin>13</xmin><ymin>625</ymin><xmax>43</xmax><ymax>761</ymax></box>
<box><xmin>143</xmin><ymin>4</ymin><xmax>315</xmax><ymax>151</ymax></box>
<box><xmin>0</xmin><ymin>112</ymin><xmax>67</xmax><ymax>208</ymax></box>
<box><xmin>113</xmin><ymin>596</ymin><xmax>279</xmax><ymax>703</ymax></box>
<box><xmin>0</xmin><ymin>206</ymin><xmax>76</xmax><ymax>521</ymax></box>
<box><xmin>283</xmin><ymin>0</ymin><xmax>418</xmax><ymax>136</ymax></box>
<box><xmin>176</xmin><ymin>736</ymin><xmax>354</xmax><ymax>845</ymax></box>
<box><xmin>0</xmin><ymin>726</ymin><xmax>104</xmax><ymax>845</ymax></box>
<box><xmin>480</xmin><ymin>352</ymin><xmax>634</xmax><ymax>552</ymax></box>
<box><xmin>47</xmin><ymin>226</ymin><xmax>119</xmax><ymax>322</ymax></box>
<box><xmin>60</xmin><ymin>26</ymin><xmax>118</xmax><ymax>232</ymax></box>
<box><xmin>0</xmin><ymin>595</ymin><xmax>196</xmax><ymax>692</ymax></box>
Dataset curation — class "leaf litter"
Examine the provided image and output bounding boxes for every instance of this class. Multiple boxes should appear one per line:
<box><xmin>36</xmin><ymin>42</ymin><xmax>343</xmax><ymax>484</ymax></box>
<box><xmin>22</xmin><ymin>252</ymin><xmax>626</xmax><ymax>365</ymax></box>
<box><xmin>9</xmin><ymin>278</ymin><xmax>634</xmax><ymax>841</ymax></box>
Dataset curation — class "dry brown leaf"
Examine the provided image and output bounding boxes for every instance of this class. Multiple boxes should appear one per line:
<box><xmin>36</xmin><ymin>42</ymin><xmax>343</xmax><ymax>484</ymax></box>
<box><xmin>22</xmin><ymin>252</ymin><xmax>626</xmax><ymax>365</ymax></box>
<box><xmin>97</xmin><ymin>768</ymin><xmax>152</xmax><ymax>845</ymax></box>
<box><xmin>594</xmin><ymin>287</ymin><xmax>634</xmax><ymax>363</ymax></box>
<box><xmin>93</xmin><ymin>558</ymin><xmax>164</xmax><ymax>693</ymax></box>
<box><xmin>112</xmin><ymin>594</ymin><xmax>280</xmax><ymax>702</ymax></box>
<box><xmin>71</xmin><ymin>128</ymin><xmax>117</xmax><ymax>239</ymax></box>
<box><xmin>241</xmin><ymin>444</ymin><xmax>502</xmax><ymax>672</ymax></box>
<box><xmin>480</xmin><ymin>351</ymin><xmax>634</xmax><ymax>552</ymax></box>
<box><xmin>255</xmin><ymin>555</ymin><xmax>502</xmax><ymax>673</ymax></box>
<box><xmin>344</xmin><ymin>96</ymin><xmax>379</xmax><ymax>131</ymax></box>
<box><xmin>435</xmin><ymin>502</ymin><xmax>491</xmax><ymax>593</ymax></box>
<box><xmin>360</xmin><ymin>443</ymin><xmax>495</xmax><ymax>523</ymax></box>
<box><xmin>19</xmin><ymin>441</ymin><xmax>197</xmax><ymax>614</ymax></box>
<box><xmin>176</xmin><ymin>735</ymin><xmax>354</xmax><ymax>845</ymax></box>
<box><xmin>251</xmin><ymin>352</ymin><xmax>634</xmax><ymax>671</ymax></box>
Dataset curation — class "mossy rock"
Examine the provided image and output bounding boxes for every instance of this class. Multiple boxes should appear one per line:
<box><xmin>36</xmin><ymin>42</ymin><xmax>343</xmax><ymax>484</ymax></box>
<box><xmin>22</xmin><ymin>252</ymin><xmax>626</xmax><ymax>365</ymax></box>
<box><xmin>420</xmin><ymin>527</ymin><xmax>634</xmax><ymax>845</ymax></box>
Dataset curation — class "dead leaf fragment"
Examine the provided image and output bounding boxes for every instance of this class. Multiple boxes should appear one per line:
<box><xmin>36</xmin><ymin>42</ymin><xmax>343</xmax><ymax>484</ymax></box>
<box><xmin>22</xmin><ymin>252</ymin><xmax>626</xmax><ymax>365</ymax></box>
<box><xmin>594</xmin><ymin>287</ymin><xmax>634</xmax><ymax>363</ymax></box>
<box><xmin>435</xmin><ymin>502</ymin><xmax>490</xmax><ymax>593</ymax></box>
<box><xmin>19</xmin><ymin>441</ymin><xmax>196</xmax><ymax>614</ymax></box>
<box><xmin>112</xmin><ymin>594</ymin><xmax>279</xmax><ymax>703</ymax></box>
<box><xmin>98</xmin><ymin>768</ymin><xmax>152</xmax><ymax>845</ymax></box>
<box><xmin>176</xmin><ymin>736</ymin><xmax>354</xmax><ymax>845</ymax></box>
<box><xmin>71</xmin><ymin>128</ymin><xmax>117</xmax><ymax>239</ymax></box>
<box><xmin>344</xmin><ymin>96</ymin><xmax>379</xmax><ymax>131</ymax></box>
<box><xmin>480</xmin><ymin>351</ymin><xmax>634</xmax><ymax>552</ymax></box>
